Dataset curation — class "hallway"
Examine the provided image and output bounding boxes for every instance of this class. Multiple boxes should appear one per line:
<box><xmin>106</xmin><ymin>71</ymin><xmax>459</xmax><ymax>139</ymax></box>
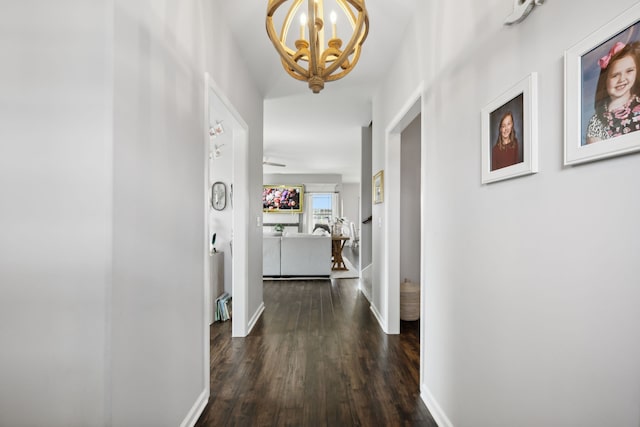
<box><xmin>196</xmin><ymin>278</ymin><xmax>435</xmax><ymax>426</ymax></box>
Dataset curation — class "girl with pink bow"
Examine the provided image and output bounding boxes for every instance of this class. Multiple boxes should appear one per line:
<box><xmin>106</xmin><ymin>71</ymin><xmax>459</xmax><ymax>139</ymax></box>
<box><xmin>586</xmin><ymin>40</ymin><xmax>640</xmax><ymax>144</ymax></box>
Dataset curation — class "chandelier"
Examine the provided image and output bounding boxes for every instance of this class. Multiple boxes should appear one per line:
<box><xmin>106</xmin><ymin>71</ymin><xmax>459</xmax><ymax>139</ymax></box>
<box><xmin>266</xmin><ymin>0</ymin><xmax>369</xmax><ymax>94</ymax></box>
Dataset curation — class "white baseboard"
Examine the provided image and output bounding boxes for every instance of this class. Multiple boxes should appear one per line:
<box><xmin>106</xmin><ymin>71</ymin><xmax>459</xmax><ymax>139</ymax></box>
<box><xmin>369</xmin><ymin>303</ymin><xmax>386</xmax><ymax>332</ymax></box>
<box><xmin>360</xmin><ymin>285</ymin><xmax>372</xmax><ymax>303</ymax></box>
<box><xmin>421</xmin><ymin>384</ymin><xmax>454</xmax><ymax>427</ymax></box>
<box><xmin>359</xmin><ymin>264</ymin><xmax>372</xmax><ymax>302</ymax></box>
<box><xmin>180</xmin><ymin>388</ymin><xmax>209</xmax><ymax>427</ymax></box>
<box><xmin>247</xmin><ymin>302</ymin><xmax>265</xmax><ymax>334</ymax></box>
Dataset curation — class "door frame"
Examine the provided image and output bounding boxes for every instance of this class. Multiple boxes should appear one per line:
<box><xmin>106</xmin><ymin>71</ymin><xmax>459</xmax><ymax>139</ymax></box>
<box><xmin>383</xmin><ymin>83</ymin><xmax>423</xmax><ymax>334</ymax></box>
<box><xmin>203</xmin><ymin>73</ymin><xmax>250</xmax><ymax>388</ymax></box>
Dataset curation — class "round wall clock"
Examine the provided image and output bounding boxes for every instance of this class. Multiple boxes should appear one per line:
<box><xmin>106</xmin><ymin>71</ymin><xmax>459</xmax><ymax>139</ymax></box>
<box><xmin>211</xmin><ymin>182</ymin><xmax>226</xmax><ymax>210</ymax></box>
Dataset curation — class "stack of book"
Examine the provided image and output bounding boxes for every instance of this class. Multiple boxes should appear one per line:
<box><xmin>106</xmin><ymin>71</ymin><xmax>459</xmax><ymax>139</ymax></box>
<box><xmin>215</xmin><ymin>292</ymin><xmax>231</xmax><ymax>322</ymax></box>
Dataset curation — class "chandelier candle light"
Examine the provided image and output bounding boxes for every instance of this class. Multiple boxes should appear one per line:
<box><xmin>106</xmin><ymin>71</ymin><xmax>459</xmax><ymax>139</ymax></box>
<box><xmin>266</xmin><ymin>0</ymin><xmax>369</xmax><ymax>93</ymax></box>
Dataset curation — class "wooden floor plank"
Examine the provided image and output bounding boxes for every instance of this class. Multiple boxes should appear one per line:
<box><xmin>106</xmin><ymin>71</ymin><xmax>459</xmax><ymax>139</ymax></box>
<box><xmin>195</xmin><ymin>278</ymin><xmax>436</xmax><ymax>426</ymax></box>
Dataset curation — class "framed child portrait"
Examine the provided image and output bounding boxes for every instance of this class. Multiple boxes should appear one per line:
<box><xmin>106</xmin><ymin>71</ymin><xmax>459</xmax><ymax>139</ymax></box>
<box><xmin>565</xmin><ymin>3</ymin><xmax>640</xmax><ymax>165</ymax></box>
<box><xmin>481</xmin><ymin>73</ymin><xmax>539</xmax><ymax>184</ymax></box>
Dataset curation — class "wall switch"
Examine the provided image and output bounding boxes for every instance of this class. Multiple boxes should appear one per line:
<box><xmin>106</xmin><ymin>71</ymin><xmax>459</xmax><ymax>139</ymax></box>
<box><xmin>256</xmin><ymin>216</ymin><xmax>262</xmax><ymax>227</ymax></box>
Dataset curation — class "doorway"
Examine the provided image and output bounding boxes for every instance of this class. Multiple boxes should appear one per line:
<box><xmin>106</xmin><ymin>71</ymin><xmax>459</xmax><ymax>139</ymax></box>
<box><xmin>204</xmin><ymin>73</ymin><xmax>250</xmax><ymax>346</ymax></box>
<box><xmin>399</xmin><ymin>114</ymin><xmax>421</xmax><ymax>335</ymax></box>
<box><xmin>383</xmin><ymin>83</ymin><xmax>424</xmax><ymax>388</ymax></box>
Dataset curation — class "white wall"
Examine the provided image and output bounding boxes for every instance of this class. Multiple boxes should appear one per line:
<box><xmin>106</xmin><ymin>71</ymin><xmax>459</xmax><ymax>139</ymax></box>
<box><xmin>264</xmin><ymin>173</ymin><xmax>343</xmax><ymax>187</ymax></box>
<box><xmin>0</xmin><ymin>2</ymin><xmax>111</xmax><ymax>426</ymax></box>
<box><xmin>208</xmin><ymin>95</ymin><xmax>233</xmax><ymax>295</ymax></box>
<box><xmin>341</xmin><ymin>183</ymin><xmax>360</xmax><ymax>242</ymax></box>
<box><xmin>110</xmin><ymin>1</ymin><xmax>208</xmax><ymax>424</ymax></box>
<box><xmin>372</xmin><ymin>0</ymin><xmax>640</xmax><ymax>426</ymax></box>
<box><xmin>400</xmin><ymin>115</ymin><xmax>421</xmax><ymax>285</ymax></box>
<box><xmin>205</xmin><ymin>1</ymin><xmax>264</xmax><ymax>335</ymax></box>
<box><xmin>0</xmin><ymin>1</ymin><xmax>263</xmax><ymax>425</ymax></box>
<box><xmin>110</xmin><ymin>0</ymin><xmax>264</xmax><ymax>424</ymax></box>
<box><xmin>360</xmin><ymin>126</ymin><xmax>373</xmax><ymax>272</ymax></box>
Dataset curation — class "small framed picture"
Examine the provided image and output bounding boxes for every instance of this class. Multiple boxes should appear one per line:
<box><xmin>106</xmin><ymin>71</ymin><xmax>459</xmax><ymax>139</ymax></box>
<box><xmin>481</xmin><ymin>73</ymin><xmax>538</xmax><ymax>184</ymax></box>
<box><xmin>565</xmin><ymin>3</ymin><xmax>640</xmax><ymax>165</ymax></box>
<box><xmin>373</xmin><ymin>170</ymin><xmax>384</xmax><ymax>204</ymax></box>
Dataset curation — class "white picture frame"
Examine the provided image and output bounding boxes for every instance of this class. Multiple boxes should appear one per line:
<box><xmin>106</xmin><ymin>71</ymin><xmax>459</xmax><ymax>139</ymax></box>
<box><xmin>373</xmin><ymin>170</ymin><xmax>384</xmax><ymax>204</ymax></box>
<box><xmin>481</xmin><ymin>73</ymin><xmax>538</xmax><ymax>184</ymax></box>
<box><xmin>564</xmin><ymin>3</ymin><xmax>640</xmax><ymax>165</ymax></box>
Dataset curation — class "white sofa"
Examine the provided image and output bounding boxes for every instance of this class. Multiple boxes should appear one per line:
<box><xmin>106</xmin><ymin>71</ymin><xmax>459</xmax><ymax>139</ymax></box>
<box><xmin>263</xmin><ymin>233</ymin><xmax>331</xmax><ymax>277</ymax></box>
<box><xmin>263</xmin><ymin>235</ymin><xmax>282</xmax><ymax>276</ymax></box>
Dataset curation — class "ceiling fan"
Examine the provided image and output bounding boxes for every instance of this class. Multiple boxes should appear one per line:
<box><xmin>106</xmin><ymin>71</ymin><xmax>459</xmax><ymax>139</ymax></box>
<box><xmin>263</xmin><ymin>158</ymin><xmax>286</xmax><ymax>167</ymax></box>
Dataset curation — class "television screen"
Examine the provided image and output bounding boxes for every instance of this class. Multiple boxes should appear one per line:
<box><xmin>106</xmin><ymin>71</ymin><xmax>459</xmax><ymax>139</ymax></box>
<box><xmin>262</xmin><ymin>185</ymin><xmax>304</xmax><ymax>213</ymax></box>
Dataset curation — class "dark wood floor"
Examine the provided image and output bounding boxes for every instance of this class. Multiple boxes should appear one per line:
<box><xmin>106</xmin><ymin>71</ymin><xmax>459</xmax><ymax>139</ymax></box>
<box><xmin>195</xmin><ymin>277</ymin><xmax>435</xmax><ymax>426</ymax></box>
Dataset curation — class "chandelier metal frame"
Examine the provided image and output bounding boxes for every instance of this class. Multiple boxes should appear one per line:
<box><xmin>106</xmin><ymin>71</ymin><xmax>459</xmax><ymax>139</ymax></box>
<box><xmin>266</xmin><ymin>0</ymin><xmax>369</xmax><ymax>93</ymax></box>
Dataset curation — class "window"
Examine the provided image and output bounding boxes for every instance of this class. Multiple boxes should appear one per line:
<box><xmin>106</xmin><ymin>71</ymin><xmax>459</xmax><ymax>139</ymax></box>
<box><xmin>311</xmin><ymin>193</ymin><xmax>333</xmax><ymax>225</ymax></box>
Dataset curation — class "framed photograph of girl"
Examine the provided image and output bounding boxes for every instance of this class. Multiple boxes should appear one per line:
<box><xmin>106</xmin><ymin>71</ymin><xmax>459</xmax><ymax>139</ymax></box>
<box><xmin>565</xmin><ymin>3</ymin><xmax>640</xmax><ymax>165</ymax></box>
<box><xmin>481</xmin><ymin>73</ymin><xmax>539</xmax><ymax>184</ymax></box>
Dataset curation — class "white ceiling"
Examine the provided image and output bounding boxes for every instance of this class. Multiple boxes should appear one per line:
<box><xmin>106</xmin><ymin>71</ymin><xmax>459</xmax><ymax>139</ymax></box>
<box><xmin>215</xmin><ymin>1</ymin><xmax>417</xmax><ymax>183</ymax></box>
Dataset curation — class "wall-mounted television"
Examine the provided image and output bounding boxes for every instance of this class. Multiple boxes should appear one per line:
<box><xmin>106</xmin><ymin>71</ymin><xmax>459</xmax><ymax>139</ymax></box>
<box><xmin>262</xmin><ymin>185</ymin><xmax>304</xmax><ymax>213</ymax></box>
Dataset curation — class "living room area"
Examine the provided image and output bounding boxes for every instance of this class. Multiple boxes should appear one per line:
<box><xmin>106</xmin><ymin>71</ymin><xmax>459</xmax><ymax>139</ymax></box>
<box><xmin>262</xmin><ymin>175</ymin><xmax>361</xmax><ymax>280</ymax></box>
